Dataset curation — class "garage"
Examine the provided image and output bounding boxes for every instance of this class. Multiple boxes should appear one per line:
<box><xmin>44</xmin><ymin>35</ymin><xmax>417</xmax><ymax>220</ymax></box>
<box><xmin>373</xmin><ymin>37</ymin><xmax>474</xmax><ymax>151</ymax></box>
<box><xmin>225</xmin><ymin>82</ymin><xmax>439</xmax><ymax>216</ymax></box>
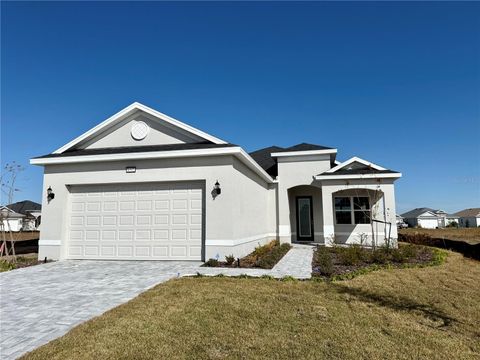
<box><xmin>418</xmin><ymin>218</ymin><xmax>439</xmax><ymax>229</ymax></box>
<box><xmin>66</xmin><ymin>182</ymin><xmax>204</xmax><ymax>260</ymax></box>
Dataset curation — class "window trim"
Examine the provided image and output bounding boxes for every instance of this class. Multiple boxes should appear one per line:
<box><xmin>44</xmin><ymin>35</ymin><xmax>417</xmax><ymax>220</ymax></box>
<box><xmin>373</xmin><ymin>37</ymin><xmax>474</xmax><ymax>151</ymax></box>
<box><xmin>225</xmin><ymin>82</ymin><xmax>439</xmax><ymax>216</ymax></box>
<box><xmin>334</xmin><ymin>196</ymin><xmax>371</xmax><ymax>225</ymax></box>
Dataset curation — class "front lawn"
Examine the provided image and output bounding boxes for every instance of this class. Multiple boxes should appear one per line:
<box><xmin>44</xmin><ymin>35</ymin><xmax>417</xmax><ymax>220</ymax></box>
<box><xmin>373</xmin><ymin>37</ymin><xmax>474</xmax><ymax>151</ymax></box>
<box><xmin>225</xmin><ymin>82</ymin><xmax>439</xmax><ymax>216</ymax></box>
<box><xmin>22</xmin><ymin>251</ymin><xmax>480</xmax><ymax>359</ymax></box>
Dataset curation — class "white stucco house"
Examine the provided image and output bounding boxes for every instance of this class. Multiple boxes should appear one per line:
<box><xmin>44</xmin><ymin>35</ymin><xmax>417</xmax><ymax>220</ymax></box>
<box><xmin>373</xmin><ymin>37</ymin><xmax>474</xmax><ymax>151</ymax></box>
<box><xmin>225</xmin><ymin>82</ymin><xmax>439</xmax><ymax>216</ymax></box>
<box><xmin>454</xmin><ymin>208</ymin><xmax>480</xmax><ymax>228</ymax></box>
<box><xmin>401</xmin><ymin>208</ymin><xmax>458</xmax><ymax>229</ymax></box>
<box><xmin>0</xmin><ymin>206</ymin><xmax>26</xmax><ymax>232</ymax></box>
<box><xmin>31</xmin><ymin>102</ymin><xmax>401</xmax><ymax>261</ymax></box>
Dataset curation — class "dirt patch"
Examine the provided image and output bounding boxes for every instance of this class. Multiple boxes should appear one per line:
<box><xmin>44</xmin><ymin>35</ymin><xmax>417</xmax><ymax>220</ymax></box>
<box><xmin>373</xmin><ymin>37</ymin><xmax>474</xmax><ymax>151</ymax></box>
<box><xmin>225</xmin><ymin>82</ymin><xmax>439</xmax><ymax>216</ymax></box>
<box><xmin>399</xmin><ymin>231</ymin><xmax>480</xmax><ymax>261</ymax></box>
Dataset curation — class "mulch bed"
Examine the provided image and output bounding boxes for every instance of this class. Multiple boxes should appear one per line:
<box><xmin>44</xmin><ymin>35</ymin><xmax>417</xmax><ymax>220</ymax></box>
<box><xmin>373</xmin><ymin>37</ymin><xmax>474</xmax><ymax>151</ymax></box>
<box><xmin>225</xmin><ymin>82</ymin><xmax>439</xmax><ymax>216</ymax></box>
<box><xmin>312</xmin><ymin>244</ymin><xmax>438</xmax><ymax>279</ymax></box>
<box><xmin>202</xmin><ymin>240</ymin><xmax>291</xmax><ymax>269</ymax></box>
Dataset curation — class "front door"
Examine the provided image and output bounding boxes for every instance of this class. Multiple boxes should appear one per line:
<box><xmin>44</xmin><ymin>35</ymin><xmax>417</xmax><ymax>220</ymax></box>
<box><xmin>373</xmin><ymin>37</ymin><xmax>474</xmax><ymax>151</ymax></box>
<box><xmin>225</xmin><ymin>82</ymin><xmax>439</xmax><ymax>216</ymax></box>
<box><xmin>296</xmin><ymin>196</ymin><xmax>314</xmax><ymax>242</ymax></box>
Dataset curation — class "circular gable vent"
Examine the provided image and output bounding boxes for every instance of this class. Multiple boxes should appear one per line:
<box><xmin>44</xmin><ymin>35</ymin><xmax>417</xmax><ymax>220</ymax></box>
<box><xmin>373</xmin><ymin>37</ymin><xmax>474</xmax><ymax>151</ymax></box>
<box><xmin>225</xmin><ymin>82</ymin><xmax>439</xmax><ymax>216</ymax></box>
<box><xmin>131</xmin><ymin>121</ymin><xmax>149</xmax><ymax>140</ymax></box>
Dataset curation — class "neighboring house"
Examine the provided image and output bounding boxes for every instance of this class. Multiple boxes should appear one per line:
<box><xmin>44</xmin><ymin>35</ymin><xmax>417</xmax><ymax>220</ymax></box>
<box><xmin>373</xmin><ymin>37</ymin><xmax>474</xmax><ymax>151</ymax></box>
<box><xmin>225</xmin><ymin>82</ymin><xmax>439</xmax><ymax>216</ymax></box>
<box><xmin>396</xmin><ymin>214</ymin><xmax>406</xmax><ymax>227</ymax></box>
<box><xmin>401</xmin><ymin>208</ymin><xmax>458</xmax><ymax>229</ymax></box>
<box><xmin>0</xmin><ymin>206</ymin><xmax>26</xmax><ymax>232</ymax></box>
<box><xmin>30</xmin><ymin>102</ymin><xmax>401</xmax><ymax>261</ymax></box>
<box><xmin>454</xmin><ymin>208</ymin><xmax>480</xmax><ymax>228</ymax></box>
<box><xmin>5</xmin><ymin>200</ymin><xmax>42</xmax><ymax>231</ymax></box>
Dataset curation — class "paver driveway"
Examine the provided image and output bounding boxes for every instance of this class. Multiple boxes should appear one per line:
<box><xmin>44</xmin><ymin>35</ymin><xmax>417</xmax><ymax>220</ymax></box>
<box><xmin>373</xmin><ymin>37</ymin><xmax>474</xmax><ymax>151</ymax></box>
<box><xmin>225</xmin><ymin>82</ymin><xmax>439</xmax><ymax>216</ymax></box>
<box><xmin>0</xmin><ymin>260</ymin><xmax>201</xmax><ymax>360</ymax></box>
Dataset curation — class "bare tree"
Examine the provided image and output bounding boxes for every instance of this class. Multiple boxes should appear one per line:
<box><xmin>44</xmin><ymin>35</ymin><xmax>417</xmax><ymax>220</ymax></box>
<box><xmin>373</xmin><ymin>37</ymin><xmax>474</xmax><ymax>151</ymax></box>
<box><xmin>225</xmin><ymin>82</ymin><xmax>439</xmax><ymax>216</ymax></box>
<box><xmin>0</xmin><ymin>162</ymin><xmax>25</xmax><ymax>261</ymax></box>
<box><xmin>1</xmin><ymin>162</ymin><xmax>25</xmax><ymax>204</ymax></box>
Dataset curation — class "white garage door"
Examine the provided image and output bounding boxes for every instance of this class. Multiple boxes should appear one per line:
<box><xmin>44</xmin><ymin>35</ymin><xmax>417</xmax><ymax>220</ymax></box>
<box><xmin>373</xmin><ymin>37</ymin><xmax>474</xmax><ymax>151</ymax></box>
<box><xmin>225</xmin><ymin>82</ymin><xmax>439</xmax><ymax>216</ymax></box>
<box><xmin>418</xmin><ymin>218</ymin><xmax>438</xmax><ymax>229</ymax></box>
<box><xmin>66</xmin><ymin>182</ymin><xmax>203</xmax><ymax>260</ymax></box>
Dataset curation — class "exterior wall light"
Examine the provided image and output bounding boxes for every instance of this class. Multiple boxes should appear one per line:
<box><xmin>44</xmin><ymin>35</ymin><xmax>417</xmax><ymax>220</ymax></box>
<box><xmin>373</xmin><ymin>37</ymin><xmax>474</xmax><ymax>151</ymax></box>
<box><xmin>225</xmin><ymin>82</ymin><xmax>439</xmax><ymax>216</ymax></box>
<box><xmin>214</xmin><ymin>181</ymin><xmax>221</xmax><ymax>195</ymax></box>
<box><xmin>211</xmin><ymin>180</ymin><xmax>221</xmax><ymax>200</ymax></box>
<box><xmin>47</xmin><ymin>186</ymin><xmax>55</xmax><ymax>203</ymax></box>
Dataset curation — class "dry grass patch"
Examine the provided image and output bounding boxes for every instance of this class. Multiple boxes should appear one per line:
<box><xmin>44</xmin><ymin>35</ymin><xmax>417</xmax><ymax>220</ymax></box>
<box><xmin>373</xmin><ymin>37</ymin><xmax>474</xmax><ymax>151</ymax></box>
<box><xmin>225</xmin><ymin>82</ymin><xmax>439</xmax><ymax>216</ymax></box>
<box><xmin>22</xmin><ymin>252</ymin><xmax>480</xmax><ymax>360</ymax></box>
<box><xmin>400</xmin><ymin>228</ymin><xmax>480</xmax><ymax>245</ymax></box>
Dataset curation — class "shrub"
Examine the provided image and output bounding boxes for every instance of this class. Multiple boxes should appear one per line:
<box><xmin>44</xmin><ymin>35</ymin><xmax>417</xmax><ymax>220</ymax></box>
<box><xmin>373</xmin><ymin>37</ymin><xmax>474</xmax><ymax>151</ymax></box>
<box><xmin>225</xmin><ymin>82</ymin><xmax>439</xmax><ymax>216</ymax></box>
<box><xmin>338</xmin><ymin>244</ymin><xmax>367</xmax><ymax>266</ymax></box>
<box><xmin>255</xmin><ymin>243</ymin><xmax>291</xmax><ymax>269</ymax></box>
<box><xmin>253</xmin><ymin>240</ymin><xmax>279</xmax><ymax>257</ymax></box>
<box><xmin>369</xmin><ymin>249</ymin><xmax>388</xmax><ymax>264</ymax></box>
<box><xmin>316</xmin><ymin>247</ymin><xmax>334</xmax><ymax>276</ymax></box>
<box><xmin>204</xmin><ymin>258</ymin><xmax>219</xmax><ymax>267</ymax></box>
<box><xmin>446</xmin><ymin>221</ymin><xmax>458</xmax><ymax>228</ymax></box>
<box><xmin>391</xmin><ymin>248</ymin><xmax>408</xmax><ymax>263</ymax></box>
<box><xmin>225</xmin><ymin>254</ymin><xmax>235</xmax><ymax>265</ymax></box>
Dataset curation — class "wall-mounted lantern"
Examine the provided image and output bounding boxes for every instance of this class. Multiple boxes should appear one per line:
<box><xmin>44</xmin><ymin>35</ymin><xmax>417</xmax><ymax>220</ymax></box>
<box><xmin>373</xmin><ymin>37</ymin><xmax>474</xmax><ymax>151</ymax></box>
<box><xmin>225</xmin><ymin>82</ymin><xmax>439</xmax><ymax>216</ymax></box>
<box><xmin>214</xmin><ymin>181</ymin><xmax>221</xmax><ymax>195</ymax></box>
<box><xmin>211</xmin><ymin>180</ymin><xmax>221</xmax><ymax>200</ymax></box>
<box><xmin>47</xmin><ymin>186</ymin><xmax>55</xmax><ymax>203</ymax></box>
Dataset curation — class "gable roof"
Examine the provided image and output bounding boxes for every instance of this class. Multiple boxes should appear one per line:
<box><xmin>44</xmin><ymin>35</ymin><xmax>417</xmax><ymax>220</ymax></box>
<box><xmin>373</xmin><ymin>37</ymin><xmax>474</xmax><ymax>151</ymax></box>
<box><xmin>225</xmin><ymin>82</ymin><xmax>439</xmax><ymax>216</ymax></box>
<box><xmin>315</xmin><ymin>156</ymin><xmax>401</xmax><ymax>180</ymax></box>
<box><xmin>0</xmin><ymin>206</ymin><xmax>25</xmax><ymax>218</ymax></box>
<box><xmin>54</xmin><ymin>102</ymin><xmax>227</xmax><ymax>154</ymax></box>
<box><xmin>454</xmin><ymin>208</ymin><xmax>480</xmax><ymax>217</ymax></box>
<box><xmin>249</xmin><ymin>143</ymin><xmax>333</xmax><ymax>177</ymax></box>
<box><xmin>401</xmin><ymin>208</ymin><xmax>438</xmax><ymax>218</ymax></box>
<box><xmin>326</xmin><ymin>156</ymin><xmax>386</xmax><ymax>173</ymax></box>
<box><xmin>5</xmin><ymin>200</ymin><xmax>41</xmax><ymax>215</ymax></box>
<box><xmin>34</xmin><ymin>142</ymin><xmax>236</xmax><ymax>159</ymax></box>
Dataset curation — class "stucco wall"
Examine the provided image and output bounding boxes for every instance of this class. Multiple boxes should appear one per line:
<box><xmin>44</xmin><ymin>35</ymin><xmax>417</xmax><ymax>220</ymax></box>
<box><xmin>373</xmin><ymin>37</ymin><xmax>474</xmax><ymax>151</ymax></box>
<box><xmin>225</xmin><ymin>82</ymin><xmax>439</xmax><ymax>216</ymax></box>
<box><xmin>276</xmin><ymin>154</ymin><xmax>331</xmax><ymax>242</ymax></box>
<box><xmin>317</xmin><ymin>179</ymin><xmax>398</xmax><ymax>247</ymax></box>
<box><xmin>38</xmin><ymin>154</ymin><xmax>274</xmax><ymax>261</ymax></box>
<box><xmin>82</xmin><ymin>113</ymin><xmax>203</xmax><ymax>149</ymax></box>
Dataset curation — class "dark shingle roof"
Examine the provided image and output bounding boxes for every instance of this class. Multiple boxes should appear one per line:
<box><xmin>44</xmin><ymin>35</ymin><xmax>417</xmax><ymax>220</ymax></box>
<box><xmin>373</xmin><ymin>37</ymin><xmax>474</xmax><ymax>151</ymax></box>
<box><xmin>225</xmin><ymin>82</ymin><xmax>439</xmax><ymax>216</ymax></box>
<box><xmin>274</xmin><ymin>143</ymin><xmax>333</xmax><ymax>152</ymax></box>
<box><xmin>6</xmin><ymin>200</ymin><xmax>41</xmax><ymax>215</ymax></box>
<box><xmin>34</xmin><ymin>142</ymin><xmax>236</xmax><ymax>159</ymax></box>
<box><xmin>248</xmin><ymin>146</ymin><xmax>284</xmax><ymax>177</ymax></box>
<box><xmin>454</xmin><ymin>208</ymin><xmax>480</xmax><ymax>217</ymax></box>
<box><xmin>319</xmin><ymin>169</ymin><xmax>398</xmax><ymax>176</ymax></box>
<box><xmin>248</xmin><ymin>143</ymin><xmax>333</xmax><ymax>177</ymax></box>
<box><xmin>401</xmin><ymin>208</ymin><xmax>437</xmax><ymax>218</ymax></box>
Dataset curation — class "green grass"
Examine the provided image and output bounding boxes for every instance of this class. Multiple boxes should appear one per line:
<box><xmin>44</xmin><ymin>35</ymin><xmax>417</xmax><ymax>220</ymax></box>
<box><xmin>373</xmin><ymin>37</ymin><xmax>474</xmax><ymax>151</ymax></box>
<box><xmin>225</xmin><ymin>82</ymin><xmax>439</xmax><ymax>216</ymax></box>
<box><xmin>0</xmin><ymin>254</ymin><xmax>40</xmax><ymax>272</ymax></box>
<box><xmin>22</xmin><ymin>251</ymin><xmax>480</xmax><ymax>360</ymax></box>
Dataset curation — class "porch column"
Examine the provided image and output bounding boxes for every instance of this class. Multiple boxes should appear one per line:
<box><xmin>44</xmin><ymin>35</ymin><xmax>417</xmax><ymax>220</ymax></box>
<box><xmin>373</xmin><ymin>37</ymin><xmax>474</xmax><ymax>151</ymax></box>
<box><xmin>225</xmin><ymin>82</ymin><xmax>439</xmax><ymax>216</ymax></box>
<box><xmin>277</xmin><ymin>182</ymin><xmax>291</xmax><ymax>243</ymax></box>
<box><xmin>321</xmin><ymin>186</ymin><xmax>335</xmax><ymax>246</ymax></box>
<box><xmin>382</xmin><ymin>184</ymin><xmax>398</xmax><ymax>241</ymax></box>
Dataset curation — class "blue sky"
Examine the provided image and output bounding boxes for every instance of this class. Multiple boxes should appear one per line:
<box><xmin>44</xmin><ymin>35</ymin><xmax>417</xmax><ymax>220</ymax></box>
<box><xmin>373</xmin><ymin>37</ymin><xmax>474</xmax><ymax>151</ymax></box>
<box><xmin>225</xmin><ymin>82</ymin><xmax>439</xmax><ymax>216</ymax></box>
<box><xmin>1</xmin><ymin>2</ymin><xmax>479</xmax><ymax>213</ymax></box>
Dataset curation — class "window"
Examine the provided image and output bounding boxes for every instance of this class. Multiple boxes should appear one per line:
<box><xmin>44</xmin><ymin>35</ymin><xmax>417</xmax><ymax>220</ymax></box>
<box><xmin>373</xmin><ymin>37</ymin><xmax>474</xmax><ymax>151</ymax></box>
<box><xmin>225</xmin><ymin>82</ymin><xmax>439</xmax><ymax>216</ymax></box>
<box><xmin>334</xmin><ymin>196</ymin><xmax>371</xmax><ymax>225</ymax></box>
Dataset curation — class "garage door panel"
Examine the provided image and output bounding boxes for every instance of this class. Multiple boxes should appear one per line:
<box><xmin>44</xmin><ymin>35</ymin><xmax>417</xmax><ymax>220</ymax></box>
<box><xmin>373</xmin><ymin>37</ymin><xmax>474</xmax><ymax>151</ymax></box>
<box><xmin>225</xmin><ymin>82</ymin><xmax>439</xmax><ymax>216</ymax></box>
<box><xmin>67</xmin><ymin>182</ymin><xmax>203</xmax><ymax>260</ymax></box>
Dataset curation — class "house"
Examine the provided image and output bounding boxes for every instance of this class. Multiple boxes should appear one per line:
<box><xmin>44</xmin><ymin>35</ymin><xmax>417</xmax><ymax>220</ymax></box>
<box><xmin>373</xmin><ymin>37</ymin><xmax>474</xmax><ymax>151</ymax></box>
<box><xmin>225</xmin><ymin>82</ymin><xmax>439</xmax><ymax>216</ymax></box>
<box><xmin>30</xmin><ymin>102</ymin><xmax>401</xmax><ymax>261</ymax></box>
<box><xmin>454</xmin><ymin>208</ymin><xmax>480</xmax><ymax>228</ymax></box>
<box><xmin>432</xmin><ymin>209</ymin><xmax>459</xmax><ymax>227</ymax></box>
<box><xmin>401</xmin><ymin>208</ymin><xmax>458</xmax><ymax>229</ymax></box>
<box><xmin>5</xmin><ymin>200</ymin><xmax>42</xmax><ymax>230</ymax></box>
<box><xmin>0</xmin><ymin>206</ymin><xmax>26</xmax><ymax>232</ymax></box>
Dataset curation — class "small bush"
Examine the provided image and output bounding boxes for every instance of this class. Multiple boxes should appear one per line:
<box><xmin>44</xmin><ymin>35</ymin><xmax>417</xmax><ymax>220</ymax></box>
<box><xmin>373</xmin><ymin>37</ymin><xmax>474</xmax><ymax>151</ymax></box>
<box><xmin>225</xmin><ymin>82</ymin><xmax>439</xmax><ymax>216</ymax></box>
<box><xmin>204</xmin><ymin>258</ymin><xmax>219</xmax><ymax>267</ymax></box>
<box><xmin>391</xmin><ymin>248</ymin><xmax>408</xmax><ymax>263</ymax></box>
<box><xmin>253</xmin><ymin>240</ymin><xmax>279</xmax><ymax>258</ymax></box>
<box><xmin>316</xmin><ymin>247</ymin><xmax>334</xmax><ymax>276</ymax></box>
<box><xmin>369</xmin><ymin>249</ymin><xmax>388</xmax><ymax>264</ymax></box>
<box><xmin>225</xmin><ymin>254</ymin><xmax>235</xmax><ymax>265</ymax></box>
<box><xmin>256</xmin><ymin>243</ymin><xmax>291</xmax><ymax>269</ymax></box>
<box><xmin>0</xmin><ymin>261</ymin><xmax>16</xmax><ymax>272</ymax></box>
<box><xmin>338</xmin><ymin>244</ymin><xmax>367</xmax><ymax>266</ymax></box>
<box><xmin>446</xmin><ymin>221</ymin><xmax>458</xmax><ymax>228</ymax></box>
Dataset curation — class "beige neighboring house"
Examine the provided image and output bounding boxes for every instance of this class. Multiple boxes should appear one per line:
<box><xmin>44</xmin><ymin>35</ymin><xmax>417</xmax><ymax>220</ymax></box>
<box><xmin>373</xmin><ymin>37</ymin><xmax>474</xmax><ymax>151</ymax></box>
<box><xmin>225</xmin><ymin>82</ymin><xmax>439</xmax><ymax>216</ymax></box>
<box><xmin>454</xmin><ymin>208</ymin><xmax>480</xmax><ymax>228</ymax></box>
<box><xmin>30</xmin><ymin>102</ymin><xmax>401</xmax><ymax>261</ymax></box>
